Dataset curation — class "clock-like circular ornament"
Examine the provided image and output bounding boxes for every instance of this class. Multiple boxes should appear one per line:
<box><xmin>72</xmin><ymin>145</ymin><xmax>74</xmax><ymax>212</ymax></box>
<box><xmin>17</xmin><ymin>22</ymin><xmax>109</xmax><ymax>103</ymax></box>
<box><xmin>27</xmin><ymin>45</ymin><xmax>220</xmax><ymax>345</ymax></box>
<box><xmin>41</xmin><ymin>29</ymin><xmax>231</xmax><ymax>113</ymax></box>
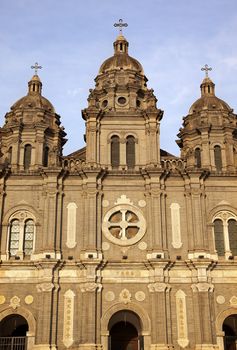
<box><xmin>102</xmin><ymin>204</ymin><xmax>146</xmax><ymax>246</ymax></box>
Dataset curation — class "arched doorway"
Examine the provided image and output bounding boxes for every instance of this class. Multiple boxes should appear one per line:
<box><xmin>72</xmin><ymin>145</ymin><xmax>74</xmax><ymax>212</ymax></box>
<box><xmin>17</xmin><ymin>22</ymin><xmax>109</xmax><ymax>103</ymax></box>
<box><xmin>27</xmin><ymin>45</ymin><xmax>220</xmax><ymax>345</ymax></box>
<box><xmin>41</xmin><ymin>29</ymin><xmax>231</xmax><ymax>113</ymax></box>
<box><xmin>0</xmin><ymin>314</ymin><xmax>28</xmax><ymax>349</ymax></box>
<box><xmin>108</xmin><ymin>310</ymin><xmax>143</xmax><ymax>350</ymax></box>
<box><xmin>223</xmin><ymin>314</ymin><xmax>237</xmax><ymax>350</ymax></box>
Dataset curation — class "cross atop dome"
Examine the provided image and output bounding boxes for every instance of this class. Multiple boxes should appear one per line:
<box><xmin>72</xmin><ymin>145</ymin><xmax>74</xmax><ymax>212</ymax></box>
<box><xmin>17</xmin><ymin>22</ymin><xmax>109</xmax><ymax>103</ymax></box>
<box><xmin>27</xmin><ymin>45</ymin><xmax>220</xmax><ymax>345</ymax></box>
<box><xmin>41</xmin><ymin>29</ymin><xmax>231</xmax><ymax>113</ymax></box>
<box><xmin>31</xmin><ymin>62</ymin><xmax>42</xmax><ymax>76</ymax></box>
<box><xmin>114</xmin><ymin>19</ymin><xmax>128</xmax><ymax>35</ymax></box>
<box><xmin>201</xmin><ymin>64</ymin><xmax>212</xmax><ymax>78</ymax></box>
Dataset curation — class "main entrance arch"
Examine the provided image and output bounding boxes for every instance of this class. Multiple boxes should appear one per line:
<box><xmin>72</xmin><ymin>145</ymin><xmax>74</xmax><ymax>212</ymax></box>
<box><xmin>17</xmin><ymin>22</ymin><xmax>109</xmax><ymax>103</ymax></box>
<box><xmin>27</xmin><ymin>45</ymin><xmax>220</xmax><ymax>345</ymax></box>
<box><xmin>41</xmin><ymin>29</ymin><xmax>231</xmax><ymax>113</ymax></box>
<box><xmin>223</xmin><ymin>314</ymin><xmax>237</xmax><ymax>350</ymax></box>
<box><xmin>108</xmin><ymin>311</ymin><xmax>142</xmax><ymax>350</ymax></box>
<box><xmin>0</xmin><ymin>314</ymin><xmax>28</xmax><ymax>349</ymax></box>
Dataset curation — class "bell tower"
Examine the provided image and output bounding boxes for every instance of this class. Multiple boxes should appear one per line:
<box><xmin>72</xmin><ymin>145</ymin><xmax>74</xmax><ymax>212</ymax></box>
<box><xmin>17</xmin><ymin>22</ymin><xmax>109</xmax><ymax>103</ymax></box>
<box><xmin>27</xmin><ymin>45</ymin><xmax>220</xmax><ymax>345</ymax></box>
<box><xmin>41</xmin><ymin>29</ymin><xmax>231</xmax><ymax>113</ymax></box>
<box><xmin>82</xmin><ymin>21</ymin><xmax>163</xmax><ymax>170</ymax></box>
<box><xmin>0</xmin><ymin>64</ymin><xmax>66</xmax><ymax>171</ymax></box>
<box><xmin>177</xmin><ymin>65</ymin><xmax>237</xmax><ymax>172</ymax></box>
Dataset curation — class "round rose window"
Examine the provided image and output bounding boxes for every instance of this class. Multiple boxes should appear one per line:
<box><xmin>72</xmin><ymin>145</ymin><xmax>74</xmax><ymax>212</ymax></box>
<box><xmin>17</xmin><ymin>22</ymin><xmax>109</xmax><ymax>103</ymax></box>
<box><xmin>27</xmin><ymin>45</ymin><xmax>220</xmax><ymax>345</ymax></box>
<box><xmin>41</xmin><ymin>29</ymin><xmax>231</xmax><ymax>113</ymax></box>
<box><xmin>102</xmin><ymin>204</ymin><xmax>146</xmax><ymax>246</ymax></box>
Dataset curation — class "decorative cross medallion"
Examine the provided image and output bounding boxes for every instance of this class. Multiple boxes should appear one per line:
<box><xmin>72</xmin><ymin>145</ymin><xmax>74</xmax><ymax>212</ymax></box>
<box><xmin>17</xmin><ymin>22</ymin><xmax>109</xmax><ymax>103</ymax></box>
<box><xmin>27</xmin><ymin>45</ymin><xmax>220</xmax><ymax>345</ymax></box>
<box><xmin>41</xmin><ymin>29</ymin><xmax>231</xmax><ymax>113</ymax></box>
<box><xmin>114</xmin><ymin>19</ymin><xmax>128</xmax><ymax>35</ymax></box>
<box><xmin>31</xmin><ymin>62</ymin><xmax>42</xmax><ymax>75</ymax></box>
<box><xmin>201</xmin><ymin>64</ymin><xmax>212</xmax><ymax>78</ymax></box>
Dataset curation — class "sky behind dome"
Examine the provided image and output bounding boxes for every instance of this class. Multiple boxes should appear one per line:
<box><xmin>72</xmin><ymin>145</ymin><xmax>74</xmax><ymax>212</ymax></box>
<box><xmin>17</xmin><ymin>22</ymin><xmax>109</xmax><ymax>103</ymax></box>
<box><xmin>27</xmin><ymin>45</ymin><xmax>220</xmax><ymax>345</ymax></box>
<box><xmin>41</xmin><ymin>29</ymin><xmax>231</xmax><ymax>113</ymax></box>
<box><xmin>0</xmin><ymin>0</ymin><xmax>237</xmax><ymax>156</ymax></box>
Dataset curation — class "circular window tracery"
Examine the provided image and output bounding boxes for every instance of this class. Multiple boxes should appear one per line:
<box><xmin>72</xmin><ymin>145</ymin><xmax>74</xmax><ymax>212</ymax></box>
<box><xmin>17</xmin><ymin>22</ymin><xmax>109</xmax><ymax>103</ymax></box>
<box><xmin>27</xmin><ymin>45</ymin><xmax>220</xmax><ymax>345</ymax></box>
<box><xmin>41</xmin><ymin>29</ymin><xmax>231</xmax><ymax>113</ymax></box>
<box><xmin>102</xmin><ymin>204</ymin><xmax>146</xmax><ymax>246</ymax></box>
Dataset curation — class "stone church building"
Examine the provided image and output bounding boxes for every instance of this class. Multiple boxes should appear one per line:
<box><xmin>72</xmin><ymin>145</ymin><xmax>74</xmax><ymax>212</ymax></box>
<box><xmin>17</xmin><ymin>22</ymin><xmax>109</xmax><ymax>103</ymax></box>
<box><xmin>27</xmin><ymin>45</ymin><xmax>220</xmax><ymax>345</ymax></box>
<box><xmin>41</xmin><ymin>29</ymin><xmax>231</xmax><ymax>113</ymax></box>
<box><xmin>0</xmin><ymin>30</ymin><xmax>237</xmax><ymax>350</ymax></box>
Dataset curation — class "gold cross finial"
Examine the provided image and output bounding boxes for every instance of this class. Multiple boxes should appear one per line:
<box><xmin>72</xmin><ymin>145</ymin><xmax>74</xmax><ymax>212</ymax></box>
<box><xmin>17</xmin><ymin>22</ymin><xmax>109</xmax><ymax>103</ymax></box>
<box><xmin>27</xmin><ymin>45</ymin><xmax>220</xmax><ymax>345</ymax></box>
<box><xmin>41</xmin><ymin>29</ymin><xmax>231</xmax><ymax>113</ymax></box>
<box><xmin>114</xmin><ymin>19</ymin><xmax>128</xmax><ymax>35</ymax></box>
<box><xmin>201</xmin><ymin>64</ymin><xmax>212</xmax><ymax>78</ymax></box>
<box><xmin>31</xmin><ymin>62</ymin><xmax>42</xmax><ymax>75</ymax></box>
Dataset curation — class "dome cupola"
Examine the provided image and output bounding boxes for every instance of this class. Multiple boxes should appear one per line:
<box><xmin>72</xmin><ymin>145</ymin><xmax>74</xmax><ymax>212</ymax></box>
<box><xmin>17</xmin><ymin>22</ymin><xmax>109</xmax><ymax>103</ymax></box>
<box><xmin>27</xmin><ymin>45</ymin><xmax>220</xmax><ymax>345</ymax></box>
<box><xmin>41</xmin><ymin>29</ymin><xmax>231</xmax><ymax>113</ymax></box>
<box><xmin>177</xmin><ymin>65</ymin><xmax>237</xmax><ymax>172</ymax></box>
<box><xmin>0</xmin><ymin>63</ymin><xmax>66</xmax><ymax>171</ymax></box>
<box><xmin>82</xmin><ymin>21</ymin><xmax>163</xmax><ymax>168</ymax></box>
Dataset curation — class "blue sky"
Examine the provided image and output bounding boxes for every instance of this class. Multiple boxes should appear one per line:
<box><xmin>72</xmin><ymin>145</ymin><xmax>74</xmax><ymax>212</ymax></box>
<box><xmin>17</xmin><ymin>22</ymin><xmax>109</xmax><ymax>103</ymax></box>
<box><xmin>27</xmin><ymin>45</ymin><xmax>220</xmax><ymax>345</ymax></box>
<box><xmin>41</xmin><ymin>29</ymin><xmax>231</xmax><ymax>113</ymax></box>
<box><xmin>0</xmin><ymin>0</ymin><xmax>236</xmax><ymax>156</ymax></box>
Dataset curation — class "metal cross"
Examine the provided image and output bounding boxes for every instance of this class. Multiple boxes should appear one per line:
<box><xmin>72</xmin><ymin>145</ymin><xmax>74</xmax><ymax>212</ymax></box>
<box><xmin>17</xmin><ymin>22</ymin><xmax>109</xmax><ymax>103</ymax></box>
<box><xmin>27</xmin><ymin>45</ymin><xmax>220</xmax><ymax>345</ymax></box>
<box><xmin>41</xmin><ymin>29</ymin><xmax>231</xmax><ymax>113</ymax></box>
<box><xmin>114</xmin><ymin>19</ymin><xmax>128</xmax><ymax>35</ymax></box>
<box><xmin>201</xmin><ymin>64</ymin><xmax>212</xmax><ymax>78</ymax></box>
<box><xmin>31</xmin><ymin>62</ymin><xmax>42</xmax><ymax>75</ymax></box>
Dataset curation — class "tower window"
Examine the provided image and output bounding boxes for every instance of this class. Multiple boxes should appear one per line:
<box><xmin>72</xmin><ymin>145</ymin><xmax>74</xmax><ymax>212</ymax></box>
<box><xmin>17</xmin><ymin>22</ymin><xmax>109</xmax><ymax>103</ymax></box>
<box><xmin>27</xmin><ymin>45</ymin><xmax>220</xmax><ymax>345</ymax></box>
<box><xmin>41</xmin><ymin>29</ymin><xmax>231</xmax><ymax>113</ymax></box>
<box><xmin>214</xmin><ymin>219</ymin><xmax>225</xmax><ymax>256</ymax></box>
<box><xmin>195</xmin><ymin>148</ymin><xmax>201</xmax><ymax>168</ymax></box>
<box><xmin>9</xmin><ymin>219</ymin><xmax>20</xmax><ymax>257</ymax></box>
<box><xmin>8</xmin><ymin>213</ymin><xmax>35</xmax><ymax>258</ymax></box>
<box><xmin>228</xmin><ymin>219</ymin><xmax>237</xmax><ymax>256</ymax></box>
<box><xmin>43</xmin><ymin>146</ymin><xmax>49</xmax><ymax>167</ymax></box>
<box><xmin>120</xmin><ymin>43</ymin><xmax>123</xmax><ymax>51</ymax></box>
<box><xmin>23</xmin><ymin>219</ymin><xmax>34</xmax><ymax>255</ymax></box>
<box><xmin>126</xmin><ymin>136</ymin><xmax>135</xmax><ymax>169</ymax></box>
<box><xmin>111</xmin><ymin>136</ymin><xmax>120</xmax><ymax>168</ymax></box>
<box><xmin>24</xmin><ymin>144</ymin><xmax>32</xmax><ymax>170</ymax></box>
<box><xmin>214</xmin><ymin>145</ymin><xmax>222</xmax><ymax>171</ymax></box>
<box><xmin>213</xmin><ymin>212</ymin><xmax>237</xmax><ymax>258</ymax></box>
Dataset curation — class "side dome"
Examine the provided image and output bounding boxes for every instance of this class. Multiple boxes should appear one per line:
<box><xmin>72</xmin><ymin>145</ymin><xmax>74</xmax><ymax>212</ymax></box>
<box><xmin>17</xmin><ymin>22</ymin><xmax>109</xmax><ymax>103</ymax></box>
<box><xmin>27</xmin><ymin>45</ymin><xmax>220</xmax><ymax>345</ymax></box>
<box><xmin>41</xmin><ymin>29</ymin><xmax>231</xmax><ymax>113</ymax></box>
<box><xmin>98</xmin><ymin>34</ymin><xmax>144</xmax><ymax>74</ymax></box>
<box><xmin>11</xmin><ymin>75</ymin><xmax>55</xmax><ymax>113</ymax></box>
<box><xmin>189</xmin><ymin>77</ymin><xmax>232</xmax><ymax>114</ymax></box>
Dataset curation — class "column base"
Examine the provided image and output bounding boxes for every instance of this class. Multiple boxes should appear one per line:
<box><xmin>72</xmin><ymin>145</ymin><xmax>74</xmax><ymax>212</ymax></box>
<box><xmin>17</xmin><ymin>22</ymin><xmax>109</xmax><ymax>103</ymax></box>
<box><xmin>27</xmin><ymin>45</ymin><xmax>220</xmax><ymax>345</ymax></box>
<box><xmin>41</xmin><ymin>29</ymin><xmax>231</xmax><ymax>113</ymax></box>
<box><xmin>150</xmin><ymin>345</ymin><xmax>174</xmax><ymax>350</ymax></box>
<box><xmin>195</xmin><ymin>344</ymin><xmax>219</xmax><ymax>350</ymax></box>
<box><xmin>32</xmin><ymin>345</ymin><xmax>57</xmax><ymax>350</ymax></box>
<box><xmin>78</xmin><ymin>344</ymin><xmax>103</xmax><ymax>350</ymax></box>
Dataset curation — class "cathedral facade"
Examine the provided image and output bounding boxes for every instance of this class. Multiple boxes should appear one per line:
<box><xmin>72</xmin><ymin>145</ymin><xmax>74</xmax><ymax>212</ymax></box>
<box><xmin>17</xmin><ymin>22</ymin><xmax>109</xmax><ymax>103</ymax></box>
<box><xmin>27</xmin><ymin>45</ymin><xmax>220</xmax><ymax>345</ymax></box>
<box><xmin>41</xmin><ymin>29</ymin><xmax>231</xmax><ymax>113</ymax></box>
<box><xmin>0</xmin><ymin>32</ymin><xmax>237</xmax><ymax>350</ymax></box>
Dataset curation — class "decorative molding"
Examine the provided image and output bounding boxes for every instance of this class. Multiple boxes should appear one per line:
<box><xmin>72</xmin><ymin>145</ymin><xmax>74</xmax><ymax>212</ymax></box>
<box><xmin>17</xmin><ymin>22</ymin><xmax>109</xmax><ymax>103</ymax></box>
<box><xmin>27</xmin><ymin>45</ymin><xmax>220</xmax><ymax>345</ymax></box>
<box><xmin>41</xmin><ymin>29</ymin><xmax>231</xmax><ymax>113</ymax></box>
<box><xmin>80</xmin><ymin>282</ymin><xmax>102</xmax><ymax>293</ymax></box>
<box><xmin>10</xmin><ymin>296</ymin><xmax>20</xmax><ymax>309</ymax></box>
<box><xmin>25</xmin><ymin>295</ymin><xmax>34</xmax><ymax>305</ymax></box>
<box><xmin>135</xmin><ymin>291</ymin><xmax>146</xmax><ymax>301</ymax></box>
<box><xmin>138</xmin><ymin>200</ymin><xmax>146</xmax><ymax>208</ymax></box>
<box><xmin>115</xmin><ymin>195</ymin><xmax>133</xmax><ymax>205</ymax></box>
<box><xmin>148</xmin><ymin>282</ymin><xmax>170</xmax><ymax>293</ymax></box>
<box><xmin>0</xmin><ymin>295</ymin><xmax>6</xmax><ymax>305</ymax></box>
<box><xmin>176</xmin><ymin>290</ymin><xmax>189</xmax><ymax>348</ymax></box>
<box><xmin>66</xmin><ymin>202</ymin><xmax>78</xmax><ymax>249</ymax></box>
<box><xmin>36</xmin><ymin>283</ymin><xmax>54</xmax><ymax>292</ymax></box>
<box><xmin>230</xmin><ymin>296</ymin><xmax>237</xmax><ymax>307</ymax></box>
<box><xmin>119</xmin><ymin>289</ymin><xmax>131</xmax><ymax>304</ymax></box>
<box><xmin>138</xmin><ymin>241</ymin><xmax>147</xmax><ymax>250</ymax></box>
<box><xmin>102</xmin><ymin>200</ymin><xmax>109</xmax><ymax>207</ymax></box>
<box><xmin>191</xmin><ymin>283</ymin><xmax>214</xmax><ymax>293</ymax></box>
<box><xmin>63</xmin><ymin>289</ymin><xmax>75</xmax><ymax>348</ymax></box>
<box><xmin>170</xmin><ymin>203</ymin><xmax>182</xmax><ymax>249</ymax></box>
<box><xmin>105</xmin><ymin>291</ymin><xmax>115</xmax><ymax>302</ymax></box>
<box><xmin>216</xmin><ymin>295</ymin><xmax>225</xmax><ymax>305</ymax></box>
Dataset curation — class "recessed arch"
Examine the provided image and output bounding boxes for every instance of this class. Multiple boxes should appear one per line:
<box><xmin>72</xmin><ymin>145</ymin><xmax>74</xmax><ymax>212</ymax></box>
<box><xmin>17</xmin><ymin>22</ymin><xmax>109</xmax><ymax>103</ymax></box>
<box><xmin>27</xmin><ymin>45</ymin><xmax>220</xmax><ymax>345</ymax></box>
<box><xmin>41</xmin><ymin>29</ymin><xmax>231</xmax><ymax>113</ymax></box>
<box><xmin>101</xmin><ymin>302</ymin><xmax>151</xmax><ymax>336</ymax></box>
<box><xmin>0</xmin><ymin>306</ymin><xmax>36</xmax><ymax>336</ymax></box>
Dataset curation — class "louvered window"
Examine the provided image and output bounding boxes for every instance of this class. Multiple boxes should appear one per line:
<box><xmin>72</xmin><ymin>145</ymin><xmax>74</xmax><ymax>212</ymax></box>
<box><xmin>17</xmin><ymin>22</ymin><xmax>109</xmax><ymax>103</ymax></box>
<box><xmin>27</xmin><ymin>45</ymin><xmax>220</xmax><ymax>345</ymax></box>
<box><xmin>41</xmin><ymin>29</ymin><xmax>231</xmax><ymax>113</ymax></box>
<box><xmin>23</xmin><ymin>219</ymin><xmax>34</xmax><ymax>255</ymax></box>
<box><xmin>126</xmin><ymin>136</ymin><xmax>135</xmax><ymax>169</ymax></box>
<box><xmin>214</xmin><ymin>219</ymin><xmax>225</xmax><ymax>256</ymax></box>
<box><xmin>195</xmin><ymin>148</ymin><xmax>201</xmax><ymax>168</ymax></box>
<box><xmin>228</xmin><ymin>219</ymin><xmax>237</xmax><ymax>256</ymax></box>
<box><xmin>43</xmin><ymin>146</ymin><xmax>49</xmax><ymax>167</ymax></box>
<box><xmin>9</xmin><ymin>220</ymin><xmax>20</xmax><ymax>256</ymax></box>
<box><xmin>214</xmin><ymin>145</ymin><xmax>222</xmax><ymax>171</ymax></box>
<box><xmin>111</xmin><ymin>136</ymin><xmax>120</xmax><ymax>168</ymax></box>
<box><xmin>24</xmin><ymin>144</ymin><xmax>32</xmax><ymax>170</ymax></box>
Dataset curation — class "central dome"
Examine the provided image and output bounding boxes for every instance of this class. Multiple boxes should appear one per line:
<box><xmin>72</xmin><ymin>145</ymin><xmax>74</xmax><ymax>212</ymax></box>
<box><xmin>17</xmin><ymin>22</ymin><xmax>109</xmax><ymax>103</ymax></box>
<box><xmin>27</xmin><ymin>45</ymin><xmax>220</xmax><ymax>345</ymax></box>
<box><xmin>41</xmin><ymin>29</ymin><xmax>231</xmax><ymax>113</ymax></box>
<box><xmin>98</xmin><ymin>34</ymin><xmax>144</xmax><ymax>74</ymax></box>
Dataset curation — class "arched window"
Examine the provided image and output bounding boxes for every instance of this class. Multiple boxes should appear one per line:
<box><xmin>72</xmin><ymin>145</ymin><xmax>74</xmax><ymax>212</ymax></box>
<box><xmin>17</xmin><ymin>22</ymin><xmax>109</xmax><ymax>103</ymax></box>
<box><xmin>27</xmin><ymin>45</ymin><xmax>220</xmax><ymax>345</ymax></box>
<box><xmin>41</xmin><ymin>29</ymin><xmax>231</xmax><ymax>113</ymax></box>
<box><xmin>214</xmin><ymin>219</ymin><xmax>225</xmax><ymax>256</ymax></box>
<box><xmin>213</xmin><ymin>212</ymin><xmax>237</xmax><ymax>258</ymax></box>
<box><xmin>24</xmin><ymin>144</ymin><xmax>32</xmax><ymax>170</ymax></box>
<box><xmin>23</xmin><ymin>219</ymin><xmax>34</xmax><ymax>255</ymax></box>
<box><xmin>9</xmin><ymin>219</ymin><xmax>20</xmax><ymax>257</ymax></box>
<box><xmin>228</xmin><ymin>219</ymin><xmax>237</xmax><ymax>256</ymax></box>
<box><xmin>111</xmin><ymin>136</ymin><xmax>120</xmax><ymax>168</ymax></box>
<box><xmin>126</xmin><ymin>136</ymin><xmax>135</xmax><ymax>169</ymax></box>
<box><xmin>42</xmin><ymin>146</ymin><xmax>49</xmax><ymax>167</ymax></box>
<box><xmin>195</xmin><ymin>148</ymin><xmax>201</xmax><ymax>168</ymax></box>
<box><xmin>8</xmin><ymin>212</ymin><xmax>35</xmax><ymax>259</ymax></box>
<box><xmin>214</xmin><ymin>145</ymin><xmax>222</xmax><ymax>171</ymax></box>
